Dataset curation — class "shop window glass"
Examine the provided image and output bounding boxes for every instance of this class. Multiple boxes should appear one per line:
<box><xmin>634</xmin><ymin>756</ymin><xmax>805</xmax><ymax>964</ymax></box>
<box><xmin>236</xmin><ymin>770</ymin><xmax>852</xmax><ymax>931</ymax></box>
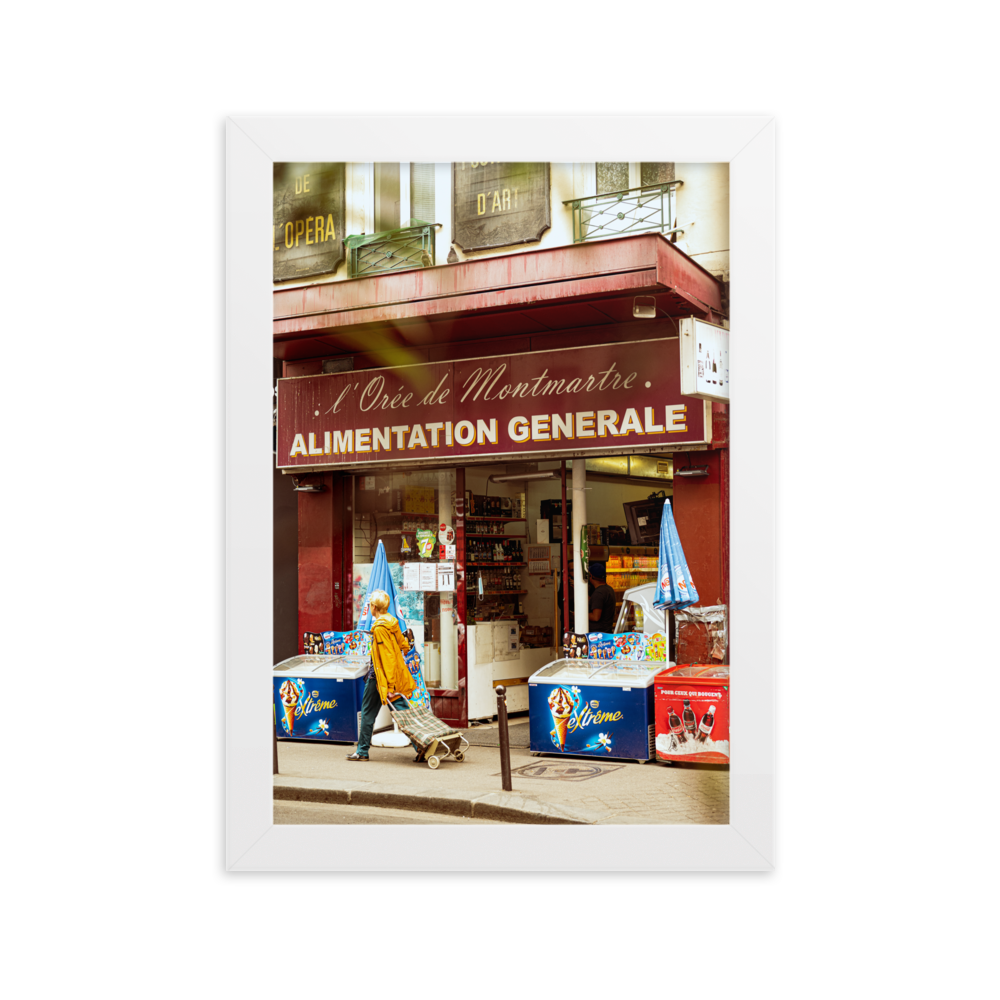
<box><xmin>352</xmin><ymin>469</ymin><xmax>459</xmax><ymax>689</ymax></box>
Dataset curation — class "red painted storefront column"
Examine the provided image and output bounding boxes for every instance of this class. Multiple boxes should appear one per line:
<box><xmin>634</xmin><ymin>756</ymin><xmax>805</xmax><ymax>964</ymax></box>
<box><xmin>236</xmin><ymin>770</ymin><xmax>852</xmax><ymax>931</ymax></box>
<box><xmin>296</xmin><ymin>474</ymin><xmax>347</xmax><ymax>652</ymax></box>
<box><xmin>672</xmin><ymin>420</ymin><xmax>730</xmax><ymax>662</ymax></box>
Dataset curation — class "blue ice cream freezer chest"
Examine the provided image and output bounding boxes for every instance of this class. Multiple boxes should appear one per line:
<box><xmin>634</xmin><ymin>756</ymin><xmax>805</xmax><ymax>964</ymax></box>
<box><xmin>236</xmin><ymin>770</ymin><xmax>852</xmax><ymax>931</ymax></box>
<box><xmin>273</xmin><ymin>654</ymin><xmax>368</xmax><ymax>742</ymax></box>
<box><xmin>528</xmin><ymin>658</ymin><xmax>657</xmax><ymax>762</ymax></box>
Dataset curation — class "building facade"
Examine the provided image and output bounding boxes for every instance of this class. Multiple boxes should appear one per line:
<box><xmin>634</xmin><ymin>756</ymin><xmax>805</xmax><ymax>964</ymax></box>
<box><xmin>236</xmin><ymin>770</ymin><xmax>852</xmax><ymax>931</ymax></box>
<box><xmin>273</xmin><ymin>161</ymin><xmax>729</xmax><ymax>728</ymax></box>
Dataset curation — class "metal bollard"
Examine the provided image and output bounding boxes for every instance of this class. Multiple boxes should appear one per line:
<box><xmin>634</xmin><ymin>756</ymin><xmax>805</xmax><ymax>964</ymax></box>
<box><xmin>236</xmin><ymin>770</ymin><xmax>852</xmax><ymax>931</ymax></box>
<box><xmin>273</xmin><ymin>719</ymin><xmax>279</xmax><ymax>775</ymax></box>
<box><xmin>496</xmin><ymin>685</ymin><xmax>512</xmax><ymax>792</ymax></box>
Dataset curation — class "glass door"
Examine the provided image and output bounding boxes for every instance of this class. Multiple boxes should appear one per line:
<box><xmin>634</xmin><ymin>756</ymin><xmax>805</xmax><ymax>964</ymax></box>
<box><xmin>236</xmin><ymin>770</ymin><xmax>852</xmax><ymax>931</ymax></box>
<box><xmin>351</xmin><ymin>467</ymin><xmax>466</xmax><ymax>723</ymax></box>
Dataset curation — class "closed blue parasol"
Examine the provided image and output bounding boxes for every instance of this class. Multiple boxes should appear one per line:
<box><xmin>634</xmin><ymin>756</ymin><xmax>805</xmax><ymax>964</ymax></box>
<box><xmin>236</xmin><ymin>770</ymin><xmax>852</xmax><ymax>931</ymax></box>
<box><xmin>653</xmin><ymin>498</ymin><xmax>700</xmax><ymax>612</ymax></box>
<box><xmin>359</xmin><ymin>540</ymin><xmax>431</xmax><ymax>725</ymax></box>
<box><xmin>358</xmin><ymin>539</ymin><xmax>407</xmax><ymax>631</ymax></box>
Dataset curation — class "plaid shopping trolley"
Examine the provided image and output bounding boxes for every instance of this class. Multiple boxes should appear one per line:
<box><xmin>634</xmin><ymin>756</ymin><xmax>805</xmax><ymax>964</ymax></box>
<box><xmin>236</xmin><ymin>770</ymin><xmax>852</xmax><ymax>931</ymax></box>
<box><xmin>388</xmin><ymin>696</ymin><xmax>470</xmax><ymax>769</ymax></box>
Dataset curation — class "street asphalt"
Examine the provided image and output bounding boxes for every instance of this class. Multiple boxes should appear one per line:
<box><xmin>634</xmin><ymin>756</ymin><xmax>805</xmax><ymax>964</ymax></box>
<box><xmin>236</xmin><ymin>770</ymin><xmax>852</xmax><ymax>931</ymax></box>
<box><xmin>274</xmin><ymin>717</ymin><xmax>729</xmax><ymax>825</ymax></box>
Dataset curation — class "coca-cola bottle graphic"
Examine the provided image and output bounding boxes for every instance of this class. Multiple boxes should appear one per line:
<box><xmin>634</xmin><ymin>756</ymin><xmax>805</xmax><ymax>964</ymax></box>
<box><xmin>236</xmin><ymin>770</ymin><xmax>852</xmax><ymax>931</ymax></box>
<box><xmin>668</xmin><ymin>706</ymin><xmax>687</xmax><ymax>743</ymax></box>
<box><xmin>682</xmin><ymin>699</ymin><xmax>697</xmax><ymax>734</ymax></box>
<box><xmin>696</xmin><ymin>704</ymin><xmax>717</xmax><ymax>742</ymax></box>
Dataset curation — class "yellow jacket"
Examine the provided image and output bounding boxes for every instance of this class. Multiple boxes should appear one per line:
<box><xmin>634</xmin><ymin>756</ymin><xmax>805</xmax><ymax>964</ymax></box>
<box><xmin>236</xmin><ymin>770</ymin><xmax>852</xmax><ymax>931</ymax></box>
<box><xmin>370</xmin><ymin>614</ymin><xmax>416</xmax><ymax>705</ymax></box>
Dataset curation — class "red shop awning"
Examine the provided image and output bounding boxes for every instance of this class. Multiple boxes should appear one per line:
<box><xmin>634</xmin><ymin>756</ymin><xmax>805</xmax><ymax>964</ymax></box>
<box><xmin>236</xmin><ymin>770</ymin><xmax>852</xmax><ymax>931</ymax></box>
<box><xmin>272</xmin><ymin>232</ymin><xmax>724</xmax><ymax>362</ymax></box>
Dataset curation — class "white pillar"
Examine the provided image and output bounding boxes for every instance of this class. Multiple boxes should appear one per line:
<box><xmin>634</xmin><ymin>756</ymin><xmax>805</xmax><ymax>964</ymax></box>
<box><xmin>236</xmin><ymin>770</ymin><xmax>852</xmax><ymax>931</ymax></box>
<box><xmin>572</xmin><ymin>460</ymin><xmax>588</xmax><ymax>633</ymax></box>
<box><xmin>439</xmin><ymin>593</ymin><xmax>456</xmax><ymax>688</ymax></box>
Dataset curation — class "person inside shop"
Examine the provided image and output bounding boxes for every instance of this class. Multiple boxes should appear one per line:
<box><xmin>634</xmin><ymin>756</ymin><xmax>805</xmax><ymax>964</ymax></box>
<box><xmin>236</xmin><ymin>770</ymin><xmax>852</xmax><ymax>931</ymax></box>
<box><xmin>587</xmin><ymin>561</ymin><xmax>617</xmax><ymax>634</ymax></box>
<box><xmin>347</xmin><ymin>589</ymin><xmax>418</xmax><ymax>762</ymax></box>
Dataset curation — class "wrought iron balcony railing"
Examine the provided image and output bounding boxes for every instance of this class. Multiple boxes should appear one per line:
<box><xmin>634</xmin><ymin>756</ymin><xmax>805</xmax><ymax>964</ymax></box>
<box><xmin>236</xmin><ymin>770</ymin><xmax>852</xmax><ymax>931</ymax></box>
<box><xmin>345</xmin><ymin>219</ymin><xmax>436</xmax><ymax>278</ymax></box>
<box><xmin>562</xmin><ymin>182</ymin><xmax>682</xmax><ymax>244</ymax></box>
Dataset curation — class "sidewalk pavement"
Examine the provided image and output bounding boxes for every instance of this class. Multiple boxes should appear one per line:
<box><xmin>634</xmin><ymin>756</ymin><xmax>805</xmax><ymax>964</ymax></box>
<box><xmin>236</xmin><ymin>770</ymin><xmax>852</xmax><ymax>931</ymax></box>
<box><xmin>274</xmin><ymin>722</ymin><xmax>729</xmax><ymax>825</ymax></box>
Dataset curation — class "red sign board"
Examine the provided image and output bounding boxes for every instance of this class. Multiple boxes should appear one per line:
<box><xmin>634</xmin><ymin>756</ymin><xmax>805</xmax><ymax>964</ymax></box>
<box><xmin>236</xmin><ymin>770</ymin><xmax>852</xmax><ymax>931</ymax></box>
<box><xmin>276</xmin><ymin>338</ymin><xmax>709</xmax><ymax>469</ymax></box>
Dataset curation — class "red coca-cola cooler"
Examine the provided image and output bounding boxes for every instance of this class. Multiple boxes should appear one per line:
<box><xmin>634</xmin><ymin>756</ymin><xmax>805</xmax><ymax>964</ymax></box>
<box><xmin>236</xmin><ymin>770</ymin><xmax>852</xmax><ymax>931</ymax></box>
<box><xmin>654</xmin><ymin>664</ymin><xmax>730</xmax><ymax>764</ymax></box>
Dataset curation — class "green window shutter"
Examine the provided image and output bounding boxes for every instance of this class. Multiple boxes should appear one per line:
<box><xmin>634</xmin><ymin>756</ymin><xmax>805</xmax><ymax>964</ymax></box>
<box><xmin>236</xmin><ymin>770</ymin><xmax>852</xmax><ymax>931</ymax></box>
<box><xmin>410</xmin><ymin>162</ymin><xmax>436</xmax><ymax>225</ymax></box>
<box><xmin>375</xmin><ymin>162</ymin><xmax>400</xmax><ymax>232</ymax></box>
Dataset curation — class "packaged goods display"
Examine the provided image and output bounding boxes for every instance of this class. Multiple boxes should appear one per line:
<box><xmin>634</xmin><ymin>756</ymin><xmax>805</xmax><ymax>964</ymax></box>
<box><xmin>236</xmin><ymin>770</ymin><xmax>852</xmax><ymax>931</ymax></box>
<box><xmin>466</xmin><ymin>567</ymin><xmax>525</xmax><ymax>592</ymax></box>
<box><xmin>521</xmin><ymin>625</ymin><xmax>554</xmax><ymax>648</ymax></box>
<box><xmin>584</xmin><ymin>632</ymin><xmax>667</xmax><ymax>664</ymax></box>
<box><xmin>321</xmin><ymin>630</ymin><xmax>371</xmax><ymax>658</ymax></box>
<box><xmin>302</xmin><ymin>631</ymin><xmax>325</xmax><ymax>654</ymax></box>
<box><xmin>466</xmin><ymin>539</ymin><xmax>524</xmax><ymax>563</ymax></box>
<box><xmin>562</xmin><ymin>632</ymin><xmax>589</xmax><ymax>659</ymax></box>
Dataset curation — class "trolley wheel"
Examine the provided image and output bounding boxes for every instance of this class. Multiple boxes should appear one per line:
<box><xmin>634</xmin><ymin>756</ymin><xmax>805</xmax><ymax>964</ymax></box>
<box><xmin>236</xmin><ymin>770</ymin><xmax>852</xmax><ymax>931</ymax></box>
<box><xmin>454</xmin><ymin>750</ymin><xmax>465</xmax><ymax>762</ymax></box>
<box><xmin>427</xmin><ymin>755</ymin><xmax>440</xmax><ymax>769</ymax></box>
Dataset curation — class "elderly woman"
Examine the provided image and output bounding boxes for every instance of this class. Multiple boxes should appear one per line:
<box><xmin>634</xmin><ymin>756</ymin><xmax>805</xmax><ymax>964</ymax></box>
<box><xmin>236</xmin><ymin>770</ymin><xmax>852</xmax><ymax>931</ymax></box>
<box><xmin>347</xmin><ymin>590</ymin><xmax>417</xmax><ymax>761</ymax></box>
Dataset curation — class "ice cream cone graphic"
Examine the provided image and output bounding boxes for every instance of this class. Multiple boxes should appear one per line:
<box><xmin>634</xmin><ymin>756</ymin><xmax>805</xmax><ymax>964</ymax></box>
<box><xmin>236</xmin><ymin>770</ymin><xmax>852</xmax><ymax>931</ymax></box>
<box><xmin>279</xmin><ymin>680</ymin><xmax>300</xmax><ymax>736</ymax></box>
<box><xmin>548</xmin><ymin>687</ymin><xmax>574</xmax><ymax>751</ymax></box>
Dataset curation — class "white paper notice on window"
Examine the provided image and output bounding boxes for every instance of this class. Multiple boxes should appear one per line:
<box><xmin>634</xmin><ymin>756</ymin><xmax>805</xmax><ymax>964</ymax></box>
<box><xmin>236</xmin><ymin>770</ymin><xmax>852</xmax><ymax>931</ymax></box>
<box><xmin>437</xmin><ymin>562</ymin><xmax>455</xmax><ymax>591</ymax></box>
<box><xmin>418</xmin><ymin>563</ymin><xmax>437</xmax><ymax>591</ymax></box>
<box><xmin>402</xmin><ymin>564</ymin><xmax>420</xmax><ymax>591</ymax></box>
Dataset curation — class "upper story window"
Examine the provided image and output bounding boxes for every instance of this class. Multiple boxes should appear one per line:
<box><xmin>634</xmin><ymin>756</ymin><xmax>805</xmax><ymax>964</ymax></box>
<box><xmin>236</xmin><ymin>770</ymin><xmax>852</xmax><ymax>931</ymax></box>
<box><xmin>347</xmin><ymin>162</ymin><xmax>439</xmax><ymax>277</ymax></box>
<box><xmin>374</xmin><ymin>162</ymin><xmax>400</xmax><ymax>231</ymax></box>
<box><xmin>410</xmin><ymin>163</ymin><xmax>436</xmax><ymax>224</ymax></box>
<box><xmin>596</xmin><ymin>162</ymin><xmax>630</xmax><ymax>194</ymax></box>
<box><xmin>564</xmin><ymin>162</ymin><xmax>681</xmax><ymax>245</ymax></box>
<box><xmin>597</xmin><ymin>162</ymin><xmax>675</xmax><ymax>194</ymax></box>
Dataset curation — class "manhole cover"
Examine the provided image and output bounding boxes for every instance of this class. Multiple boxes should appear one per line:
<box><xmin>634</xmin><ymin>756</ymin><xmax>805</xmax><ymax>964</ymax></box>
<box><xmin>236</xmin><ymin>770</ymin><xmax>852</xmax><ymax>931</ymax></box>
<box><xmin>505</xmin><ymin>762</ymin><xmax>623</xmax><ymax>782</ymax></box>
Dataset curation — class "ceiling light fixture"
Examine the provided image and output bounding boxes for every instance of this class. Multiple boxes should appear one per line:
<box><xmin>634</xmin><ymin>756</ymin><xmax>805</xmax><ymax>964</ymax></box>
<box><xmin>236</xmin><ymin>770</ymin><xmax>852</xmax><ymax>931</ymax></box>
<box><xmin>291</xmin><ymin>476</ymin><xmax>326</xmax><ymax>492</ymax></box>
<box><xmin>488</xmin><ymin>471</ymin><xmax>557</xmax><ymax>484</ymax></box>
<box><xmin>633</xmin><ymin>295</ymin><xmax>657</xmax><ymax>319</ymax></box>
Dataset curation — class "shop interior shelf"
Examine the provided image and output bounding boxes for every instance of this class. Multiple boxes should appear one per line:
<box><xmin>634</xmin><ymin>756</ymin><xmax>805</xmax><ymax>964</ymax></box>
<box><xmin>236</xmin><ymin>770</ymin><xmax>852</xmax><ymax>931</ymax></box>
<box><xmin>467</xmin><ymin>590</ymin><xmax>528</xmax><ymax>596</ymax></box>
<box><xmin>466</xmin><ymin>533</ymin><xmax>527</xmax><ymax>539</ymax></box>
<box><xmin>606</xmin><ymin>568</ymin><xmax>657</xmax><ymax>573</ymax></box>
<box><xmin>465</xmin><ymin>516</ymin><xmax>526</xmax><ymax>522</ymax></box>
<box><xmin>568</xmin><ymin>544</ymin><xmax>658</xmax><ymax>560</ymax></box>
<box><xmin>466</xmin><ymin>562</ymin><xmax>527</xmax><ymax>567</ymax></box>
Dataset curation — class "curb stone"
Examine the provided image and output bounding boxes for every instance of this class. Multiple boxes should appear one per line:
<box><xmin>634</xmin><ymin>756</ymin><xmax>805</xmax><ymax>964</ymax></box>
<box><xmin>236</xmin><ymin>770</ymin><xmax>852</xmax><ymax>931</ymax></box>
<box><xmin>273</xmin><ymin>776</ymin><xmax>596</xmax><ymax>824</ymax></box>
<box><xmin>469</xmin><ymin>791</ymin><xmax>599</xmax><ymax>825</ymax></box>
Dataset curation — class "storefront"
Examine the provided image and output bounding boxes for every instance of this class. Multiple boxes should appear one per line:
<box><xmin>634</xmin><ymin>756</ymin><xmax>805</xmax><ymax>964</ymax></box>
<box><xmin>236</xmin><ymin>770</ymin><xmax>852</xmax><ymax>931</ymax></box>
<box><xmin>274</xmin><ymin>233</ymin><xmax>728</xmax><ymax>728</ymax></box>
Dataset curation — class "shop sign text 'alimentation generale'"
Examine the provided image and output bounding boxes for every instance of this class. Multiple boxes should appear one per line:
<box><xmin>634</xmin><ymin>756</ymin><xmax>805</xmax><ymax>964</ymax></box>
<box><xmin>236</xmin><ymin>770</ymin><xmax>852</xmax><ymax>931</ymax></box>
<box><xmin>276</xmin><ymin>338</ymin><xmax>710</xmax><ymax>468</ymax></box>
